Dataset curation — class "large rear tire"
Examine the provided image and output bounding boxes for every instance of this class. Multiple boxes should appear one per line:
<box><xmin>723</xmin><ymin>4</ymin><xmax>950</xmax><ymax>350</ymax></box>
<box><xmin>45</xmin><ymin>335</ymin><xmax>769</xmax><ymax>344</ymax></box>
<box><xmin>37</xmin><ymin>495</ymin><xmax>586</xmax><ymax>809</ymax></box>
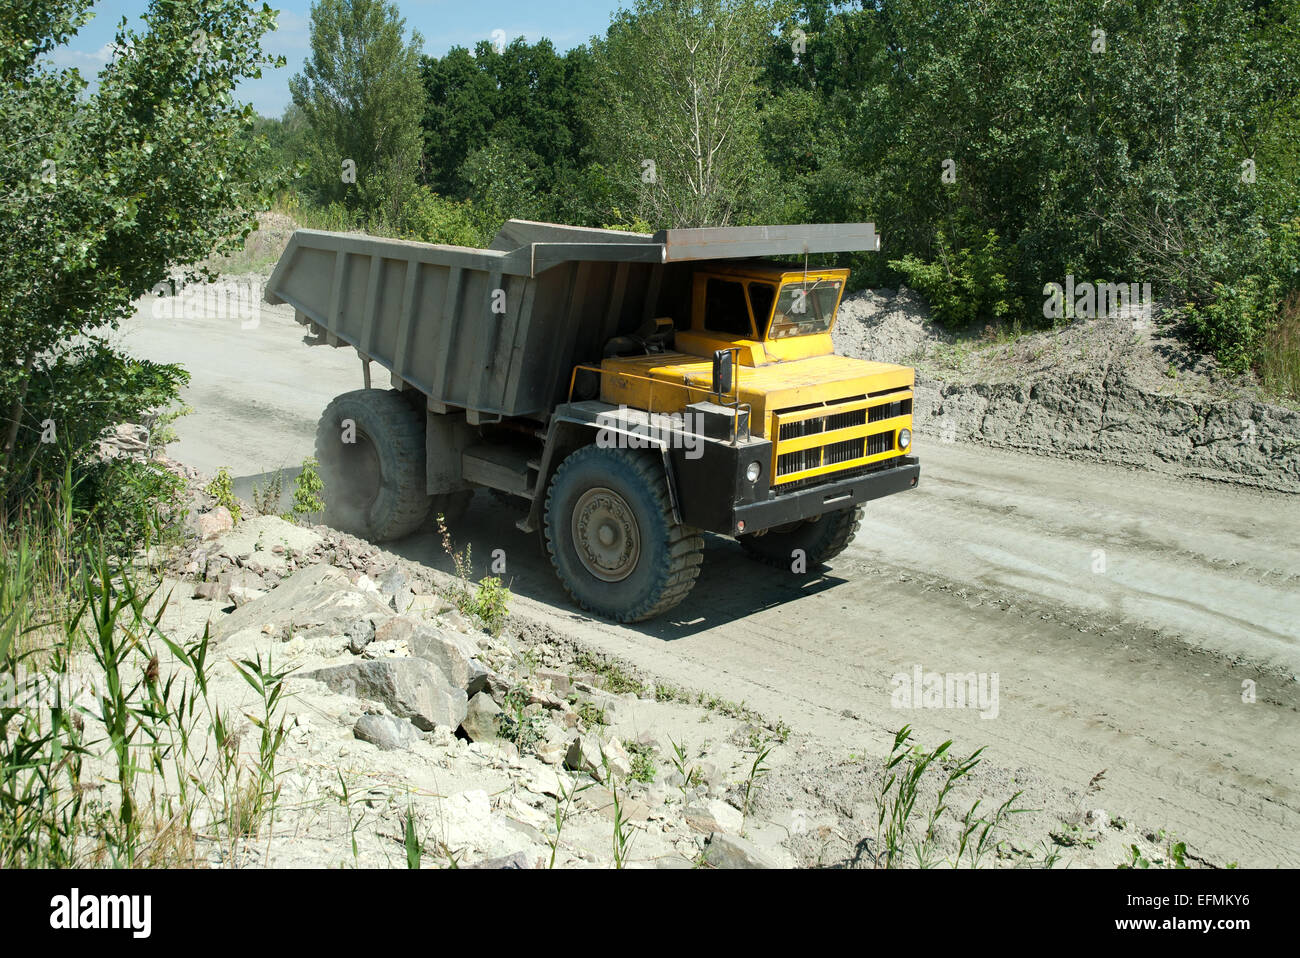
<box><xmin>737</xmin><ymin>505</ymin><xmax>864</xmax><ymax>570</ymax></box>
<box><xmin>544</xmin><ymin>446</ymin><xmax>703</xmax><ymax>622</ymax></box>
<box><xmin>315</xmin><ymin>388</ymin><xmax>430</xmax><ymax>542</ymax></box>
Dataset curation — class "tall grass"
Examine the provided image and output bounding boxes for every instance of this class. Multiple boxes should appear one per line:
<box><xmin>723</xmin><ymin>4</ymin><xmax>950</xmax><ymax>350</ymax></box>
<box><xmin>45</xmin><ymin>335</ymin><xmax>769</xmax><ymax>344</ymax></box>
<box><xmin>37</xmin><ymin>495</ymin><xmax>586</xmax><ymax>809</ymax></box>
<box><xmin>1260</xmin><ymin>291</ymin><xmax>1300</xmax><ymax>402</ymax></box>
<box><xmin>0</xmin><ymin>470</ymin><xmax>291</xmax><ymax>867</ymax></box>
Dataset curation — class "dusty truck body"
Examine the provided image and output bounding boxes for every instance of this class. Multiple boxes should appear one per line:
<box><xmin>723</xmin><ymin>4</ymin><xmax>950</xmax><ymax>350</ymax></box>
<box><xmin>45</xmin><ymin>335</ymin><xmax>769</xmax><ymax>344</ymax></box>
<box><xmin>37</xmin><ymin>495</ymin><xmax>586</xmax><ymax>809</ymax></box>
<box><xmin>264</xmin><ymin>220</ymin><xmax>919</xmax><ymax>621</ymax></box>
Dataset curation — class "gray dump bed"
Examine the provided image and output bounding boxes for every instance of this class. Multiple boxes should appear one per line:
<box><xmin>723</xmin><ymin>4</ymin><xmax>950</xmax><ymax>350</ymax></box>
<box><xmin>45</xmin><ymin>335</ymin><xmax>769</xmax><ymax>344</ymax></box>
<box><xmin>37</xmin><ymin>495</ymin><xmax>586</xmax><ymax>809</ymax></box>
<box><xmin>264</xmin><ymin>219</ymin><xmax>880</xmax><ymax>423</ymax></box>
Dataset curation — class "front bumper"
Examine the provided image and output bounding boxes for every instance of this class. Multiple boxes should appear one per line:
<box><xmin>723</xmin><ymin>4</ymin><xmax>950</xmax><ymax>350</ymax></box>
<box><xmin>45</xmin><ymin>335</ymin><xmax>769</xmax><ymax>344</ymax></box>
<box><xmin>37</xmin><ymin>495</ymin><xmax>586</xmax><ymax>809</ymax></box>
<box><xmin>732</xmin><ymin>456</ymin><xmax>920</xmax><ymax>532</ymax></box>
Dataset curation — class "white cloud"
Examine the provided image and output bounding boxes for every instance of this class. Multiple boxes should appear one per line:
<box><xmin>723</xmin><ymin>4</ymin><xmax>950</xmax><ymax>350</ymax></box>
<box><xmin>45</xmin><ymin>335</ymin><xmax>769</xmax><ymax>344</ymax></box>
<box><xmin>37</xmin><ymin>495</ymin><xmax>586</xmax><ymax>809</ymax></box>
<box><xmin>268</xmin><ymin>9</ymin><xmax>311</xmax><ymax>53</ymax></box>
<box><xmin>47</xmin><ymin>43</ymin><xmax>113</xmax><ymax>71</ymax></box>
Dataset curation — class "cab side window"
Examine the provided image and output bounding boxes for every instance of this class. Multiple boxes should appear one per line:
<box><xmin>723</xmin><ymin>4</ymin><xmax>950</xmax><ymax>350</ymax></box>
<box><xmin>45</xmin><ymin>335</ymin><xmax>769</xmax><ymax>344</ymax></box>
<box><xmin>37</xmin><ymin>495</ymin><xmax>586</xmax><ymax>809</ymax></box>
<box><xmin>747</xmin><ymin>282</ymin><xmax>776</xmax><ymax>335</ymax></box>
<box><xmin>703</xmin><ymin>278</ymin><xmax>753</xmax><ymax>335</ymax></box>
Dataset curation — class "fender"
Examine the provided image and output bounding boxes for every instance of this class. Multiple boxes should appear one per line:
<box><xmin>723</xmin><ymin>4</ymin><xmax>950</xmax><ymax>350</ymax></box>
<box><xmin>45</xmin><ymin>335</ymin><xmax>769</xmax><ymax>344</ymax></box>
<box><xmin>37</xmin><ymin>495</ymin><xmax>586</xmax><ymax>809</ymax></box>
<box><xmin>520</xmin><ymin>403</ymin><xmax>683</xmax><ymax>533</ymax></box>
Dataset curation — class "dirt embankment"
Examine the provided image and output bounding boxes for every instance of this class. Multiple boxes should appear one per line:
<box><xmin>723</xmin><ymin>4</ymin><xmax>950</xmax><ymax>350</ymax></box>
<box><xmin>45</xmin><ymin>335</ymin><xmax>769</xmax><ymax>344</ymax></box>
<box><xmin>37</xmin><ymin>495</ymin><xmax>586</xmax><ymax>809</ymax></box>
<box><xmin>833</xmin><ymin>289</ymin><xmax>1300</xmax><ymax>493</ymax></box>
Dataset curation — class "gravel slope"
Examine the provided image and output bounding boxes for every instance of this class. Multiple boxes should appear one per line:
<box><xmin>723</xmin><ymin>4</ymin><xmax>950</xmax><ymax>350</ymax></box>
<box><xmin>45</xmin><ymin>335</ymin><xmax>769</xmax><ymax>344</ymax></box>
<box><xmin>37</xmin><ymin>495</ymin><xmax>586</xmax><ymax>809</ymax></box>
<box><xmin>833</xmin><ymin>288</ymin><xmax>1300</xmax><ymax>493</ymax></box>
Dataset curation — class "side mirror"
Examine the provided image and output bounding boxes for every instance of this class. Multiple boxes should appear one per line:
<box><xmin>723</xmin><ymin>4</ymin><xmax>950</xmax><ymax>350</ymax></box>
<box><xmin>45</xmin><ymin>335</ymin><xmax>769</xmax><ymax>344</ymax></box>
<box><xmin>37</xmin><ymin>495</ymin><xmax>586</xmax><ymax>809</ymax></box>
<box><xmin>712</xmin><ymin>349</ymin><xmax>734</xmax><ymax>397</ymax></box>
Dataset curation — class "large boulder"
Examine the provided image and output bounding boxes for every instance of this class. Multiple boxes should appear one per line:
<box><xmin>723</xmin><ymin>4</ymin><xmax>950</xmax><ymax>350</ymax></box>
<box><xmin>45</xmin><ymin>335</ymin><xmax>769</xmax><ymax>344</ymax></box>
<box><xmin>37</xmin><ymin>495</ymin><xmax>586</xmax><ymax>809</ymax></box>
<box><xmin>685</xmin><ymin>799</ymin><xmax>744</xmax><ymax>836</ymax></box>
<box><xmin>436</xmin><ymin>790</ymin><xmax>547</xmax><ymax>865</ymax></box>
<box><xmin>305</xmin><ymin>658</ymin><xmax>467</xmax><ymax>731</ymax></box>
<box><xmin>375</xmin><ymin>616</ymin><xmax>486</xmax><ymax>694</ymax></box>
<box><xmin>565</xmin><ymin>734</ymin><xmax>633</xmax><ymax>782</ymax></box>
<box><xmin>353</xmin><ymin>713</ymin><xmax>420</xmax><ymax>751</ymax></box>
<box><xmin>213</xmin><ymin>564</ymin><xmax>391</xmax><ymax>641</ymax></box>
<box><xmin>194</xmin><ymin>506</ymin><xmax>234</xmax><ymax>540</ymax></box>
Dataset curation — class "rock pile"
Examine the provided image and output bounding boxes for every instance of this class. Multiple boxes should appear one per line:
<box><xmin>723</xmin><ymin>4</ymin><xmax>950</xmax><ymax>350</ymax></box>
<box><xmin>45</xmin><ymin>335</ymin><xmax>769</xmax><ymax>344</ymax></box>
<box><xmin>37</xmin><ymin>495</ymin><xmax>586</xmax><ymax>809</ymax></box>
<box><xmin>164</xmin><ymin>512</ymin><xmax>796</xmax><ymax>868</ymax></box>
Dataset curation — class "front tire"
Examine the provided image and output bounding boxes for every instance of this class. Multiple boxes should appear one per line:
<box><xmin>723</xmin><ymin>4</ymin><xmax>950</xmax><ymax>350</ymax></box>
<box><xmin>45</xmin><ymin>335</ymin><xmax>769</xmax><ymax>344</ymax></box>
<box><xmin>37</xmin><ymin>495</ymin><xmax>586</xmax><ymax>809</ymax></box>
<box><xmin>315</xmin><ymin>388</ymin><xmax>430</xmax><ymax>542</ymax></box>
<box><xmin>544</xmin><ymin>447</ymin><xmax>703</xmax><ymax>622</ymax></box>
<box><xmin>738</xmin><ymin>505</ymin><xmax>864</xmax><ymax>569</ymax></box>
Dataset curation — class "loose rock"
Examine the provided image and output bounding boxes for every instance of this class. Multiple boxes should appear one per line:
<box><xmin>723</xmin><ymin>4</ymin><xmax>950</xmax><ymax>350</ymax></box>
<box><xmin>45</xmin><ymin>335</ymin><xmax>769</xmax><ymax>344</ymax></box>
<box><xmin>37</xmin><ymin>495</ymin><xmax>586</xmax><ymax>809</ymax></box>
<box><xmin>305</xmin><ymin>658</ymin><xmax>468</xmax><ymax>731</ymax></box>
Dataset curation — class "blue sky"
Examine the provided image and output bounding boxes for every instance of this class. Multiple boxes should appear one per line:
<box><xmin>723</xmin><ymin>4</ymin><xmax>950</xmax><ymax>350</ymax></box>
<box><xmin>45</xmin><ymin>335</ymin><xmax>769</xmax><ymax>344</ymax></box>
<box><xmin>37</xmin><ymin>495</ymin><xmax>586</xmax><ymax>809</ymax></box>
<box><xmin>48</xmin><ymin>1</ymin><xmax>626</xmax><ymax>117</ymax></box>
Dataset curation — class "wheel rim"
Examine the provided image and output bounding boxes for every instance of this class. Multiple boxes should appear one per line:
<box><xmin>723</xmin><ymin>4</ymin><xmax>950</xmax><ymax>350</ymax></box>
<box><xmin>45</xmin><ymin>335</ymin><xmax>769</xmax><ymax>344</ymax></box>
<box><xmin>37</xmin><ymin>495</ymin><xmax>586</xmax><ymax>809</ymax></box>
<box><xmin>571</xmin><ymin>486</ymin><xmax>640</xmax><ymax>582</ymax></box>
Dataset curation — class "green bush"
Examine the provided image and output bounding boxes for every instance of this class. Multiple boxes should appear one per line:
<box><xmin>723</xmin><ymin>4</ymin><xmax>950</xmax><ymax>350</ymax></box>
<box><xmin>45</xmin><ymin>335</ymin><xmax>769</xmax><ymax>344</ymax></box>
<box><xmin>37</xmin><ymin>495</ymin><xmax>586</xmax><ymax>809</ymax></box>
<box><xmin>466</xmin><ymin>576</ymin><xmax>511</xmax><ymax>635</ymax></box>
<box><xmin>1</xmin><ymin>342</ymin><xmax>190</xmax><ymax>562</ymax></box>
<box><xmin>204</xmin><ymin>467</ymin><xmax>242</xmax><ymax>524</ymax></box>
<box><xmin>77</xmin><ymin>458</ymin><xmax>186</xmax><ymax>556</ymax></box>
<box><xmin>290</xmin><ymin>457</ymin><xmax>325</xmax><ymax>522</ymax></box>
<box><xmin>393</xmin><ymin>186</ymin><xmax>484</xmax><ymax>247</ymax></box>
<box><xmin>1183</xmin><ymin>219</ymin><xmax>1300</xmax><ymax>371</ymax></box>
<box><xmin>1260</xmin><ymin>292</ymin><xmax>1300</xmax><ymax>401</ymax></box>
<box><xmin>889</xmin><ymin>230</ymin><xmax>1023</xmax><ymax>329</ymax></box>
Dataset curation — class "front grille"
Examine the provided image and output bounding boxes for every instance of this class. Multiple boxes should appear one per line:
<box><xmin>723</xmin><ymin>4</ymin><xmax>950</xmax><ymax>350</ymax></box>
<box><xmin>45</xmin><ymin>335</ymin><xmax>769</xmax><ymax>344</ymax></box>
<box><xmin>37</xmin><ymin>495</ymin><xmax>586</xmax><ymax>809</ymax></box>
<box><xmin>772</xmin><ymin>391</ymin><xmax>910</xmax><ymax>484</ymax></box>
<box><xmin>774</xmin><ymin>457</ymin><xmax>902</xmax><ymax>492</ymax></box>
<box><xmin>779</xmin><ymin>418</ymin><xmax>820</xmax><ymax>441</ymax></box>
<box><xmin>776</xmin><ymin>449</ymin><xmax>814</xmax><ymax>477</ymax></box>
<box><xmin>778</xmin><ymin>407</ymin><xmax>868</xmax><ymax>441</ymax></box>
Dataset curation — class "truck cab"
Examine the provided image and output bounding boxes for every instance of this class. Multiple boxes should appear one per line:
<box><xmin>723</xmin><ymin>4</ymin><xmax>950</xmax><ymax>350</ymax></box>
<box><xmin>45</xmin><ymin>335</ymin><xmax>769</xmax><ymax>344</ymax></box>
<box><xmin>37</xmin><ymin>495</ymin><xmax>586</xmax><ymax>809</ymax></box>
<box><xmin>599</xmin><ymin>260</ymin><xmax>915</xmax><ymax>496</ymax></box>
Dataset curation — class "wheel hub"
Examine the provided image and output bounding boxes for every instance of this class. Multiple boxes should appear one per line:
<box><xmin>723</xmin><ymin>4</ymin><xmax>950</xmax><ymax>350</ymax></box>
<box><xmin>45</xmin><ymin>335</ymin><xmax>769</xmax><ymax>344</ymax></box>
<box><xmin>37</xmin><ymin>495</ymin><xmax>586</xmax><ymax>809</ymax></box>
<box><xmin>572</xmin><ymin>486</ymin><xmax>640</xmax><ymax>582</ymax></box>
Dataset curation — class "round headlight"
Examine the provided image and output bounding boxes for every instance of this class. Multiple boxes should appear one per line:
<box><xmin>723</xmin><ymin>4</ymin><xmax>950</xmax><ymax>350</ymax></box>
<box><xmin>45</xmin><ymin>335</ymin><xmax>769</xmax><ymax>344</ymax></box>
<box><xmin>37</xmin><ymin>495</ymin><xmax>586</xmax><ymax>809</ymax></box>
<box><xmin>745</xmin><ymin>461</ymin><xmax>762</xmax><ymax>482</ymax></box>
<box><xmin>898</xmin><ymin>428</ymin><xmax>912</xmax><ymax>450</ymax></box>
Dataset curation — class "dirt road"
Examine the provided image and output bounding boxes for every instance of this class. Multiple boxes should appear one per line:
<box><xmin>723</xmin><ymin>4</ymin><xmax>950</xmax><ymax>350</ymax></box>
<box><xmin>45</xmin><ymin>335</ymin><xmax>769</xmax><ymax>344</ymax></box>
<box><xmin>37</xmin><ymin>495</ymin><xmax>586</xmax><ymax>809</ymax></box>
<box><xmin>124</xmin><ymin>286</ymin><xmax>1300</xmax><ymax>866</ymax></box>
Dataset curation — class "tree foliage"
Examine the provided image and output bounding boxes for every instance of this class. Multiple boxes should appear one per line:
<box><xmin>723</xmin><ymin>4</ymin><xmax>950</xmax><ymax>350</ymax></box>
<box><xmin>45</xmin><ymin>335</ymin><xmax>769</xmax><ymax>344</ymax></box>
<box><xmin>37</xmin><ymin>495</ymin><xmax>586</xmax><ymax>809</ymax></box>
<box><xmin>588</xmin><ymin>0</ymin><xmax>784</xmax><ymax>227</ymax></box>
<box><xmin>421</xmin><ymin>39</ymin><xmax>592</xmax><ymax>203</ymax></box>
<box><xmin>760</xmin><ymin>0</ymin><xmax>1299</xmax><ymax>361</ymax></box>
<box><xmin>289</xmin><ymin>0</ymin><xmax>424</xmax><ymax>222</ymax></box>
<box><xmin>1</xmin><ymin>0</ymin><xmax>282</xmax><ymax>505</ymax></box>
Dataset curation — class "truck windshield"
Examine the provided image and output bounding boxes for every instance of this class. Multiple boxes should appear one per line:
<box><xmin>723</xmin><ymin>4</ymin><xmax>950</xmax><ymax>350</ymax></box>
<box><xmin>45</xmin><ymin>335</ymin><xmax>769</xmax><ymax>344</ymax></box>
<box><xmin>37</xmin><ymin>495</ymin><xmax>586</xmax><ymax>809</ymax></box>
<box><xmin>768</xmin><ymin>279</ymin><xmax>843</xmax><ymax>338</ymax></box>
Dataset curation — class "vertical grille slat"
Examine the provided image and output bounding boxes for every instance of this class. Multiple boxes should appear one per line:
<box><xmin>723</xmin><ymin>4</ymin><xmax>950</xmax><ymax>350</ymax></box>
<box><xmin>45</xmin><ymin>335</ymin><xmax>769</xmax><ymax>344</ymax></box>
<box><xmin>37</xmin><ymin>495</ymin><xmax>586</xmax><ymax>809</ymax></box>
<box><xmin>866</xmin><ymin>432</ymin><xmax>895</xmax><ymax>457</ymax></box>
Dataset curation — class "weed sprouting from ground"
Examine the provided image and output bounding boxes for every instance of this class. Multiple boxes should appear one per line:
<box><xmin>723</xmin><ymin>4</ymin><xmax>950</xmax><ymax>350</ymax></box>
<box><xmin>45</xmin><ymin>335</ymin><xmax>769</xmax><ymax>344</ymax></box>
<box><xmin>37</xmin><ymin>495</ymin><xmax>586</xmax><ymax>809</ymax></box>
<box><xmin>873</xmin><ymin>725</ymin><xmax>1030</xmax><ymax>869</ymax></box>
<box><xmin>251</xmin><ymin>470</ymin><xmax>283</xmax><ymax>517</ymax></box>
<box><xmin>496</xmin><ymin>687</ymin><xmax>545</xmax><ymax>752</ymax></box>
<box><xmin>403</xmin><ymin>803</ymin><xmax>423</xmax><ymax>869</ymax></box>
<box><xmin>602</xmin><ymin>751</ymin><xmax>637</xmax><ymax>868</ymax></box>
<box><xmin>1</xmin><ymin>511</ymin><xmax>295</xmax><ymax>867</ymax></box>
<box><xmin>667</xmin><ymin>736</ymin><xmax>701</xmax><ymax>802</ymax></box>
<box><xmin>740</xmin><ymin>740</ymin><xmax>773</xmax><ymax>833</ymax></box>
<box><xmin>435</xmin><ymin>512</ymin><xmax>510</xmax><ymax>634</ymax></box>
<box><xmin>290</xmin><ymin>457</ymin><xmax>326</xmax><ymax>522</ymax></box>
<box><xmin>1120</xmin><ymin>831</ymin><xmax>1189</xmax><ymax>869</ymax></box>
<box><xmin>547</xmin><ymin>773</ymin><xmax>593</xmax><ymax>868</ymax></box>
<box><xmin>624</xmin><ymin>741</ymin><xmax>656</xmax><ymax>783</ymax></box>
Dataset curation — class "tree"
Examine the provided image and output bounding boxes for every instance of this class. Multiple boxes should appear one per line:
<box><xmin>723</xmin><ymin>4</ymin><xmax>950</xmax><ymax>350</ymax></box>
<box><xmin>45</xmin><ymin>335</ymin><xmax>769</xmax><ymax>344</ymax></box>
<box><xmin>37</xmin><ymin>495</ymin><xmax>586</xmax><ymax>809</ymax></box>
<box><xmin>588</xmin><ymin>0</ymin><xmax>785</xmax><ymax>228</ymax></box>
<box><xmin>289</xmin><ymin>0</ymin><xmax>425</xmax><ymax>223</ymax></box>
<box><xmin>0</xmin><ymin>0</ymin><xmax>282</xmax><ymax>499</ymax></box>
<box><xmin>770</xmin><ymin>0</ymin><xmax>1300</xmax><ymax>340</ymax></box>
<box><xmin>420</xmin><ymin>37</ymin><xmax>594</xmax><ymax>220</ymax></box>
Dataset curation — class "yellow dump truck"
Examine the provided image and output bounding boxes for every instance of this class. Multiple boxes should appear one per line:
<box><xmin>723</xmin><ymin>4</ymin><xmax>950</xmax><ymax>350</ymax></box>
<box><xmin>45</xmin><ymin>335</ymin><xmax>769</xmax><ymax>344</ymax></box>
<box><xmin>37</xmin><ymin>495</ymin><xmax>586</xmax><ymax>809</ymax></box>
<box><xmin>264</xmin><ymin>220</ymin><xmax>919</xmax><ymax>621</ymax></box>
